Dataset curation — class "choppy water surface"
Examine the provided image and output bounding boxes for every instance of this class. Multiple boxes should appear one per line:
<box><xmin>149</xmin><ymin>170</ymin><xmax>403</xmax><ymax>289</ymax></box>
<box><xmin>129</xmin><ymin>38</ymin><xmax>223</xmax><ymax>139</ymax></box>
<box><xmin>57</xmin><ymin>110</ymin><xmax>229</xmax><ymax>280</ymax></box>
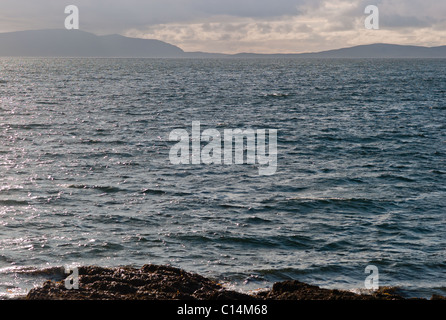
<box><xmin>0</xmin><ymin>58</ymin><xmax>445</xmax><ymax>299</ymax></box>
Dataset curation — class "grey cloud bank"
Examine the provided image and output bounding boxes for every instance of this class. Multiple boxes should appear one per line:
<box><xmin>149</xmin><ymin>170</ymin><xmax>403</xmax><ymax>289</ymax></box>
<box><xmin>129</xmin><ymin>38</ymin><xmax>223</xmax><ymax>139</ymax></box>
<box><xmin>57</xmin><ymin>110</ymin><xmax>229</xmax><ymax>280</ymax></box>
<box><xmin>0</xmin><ymin>0</ymin><xmax>444</xmax><ymax>53</ymax></box>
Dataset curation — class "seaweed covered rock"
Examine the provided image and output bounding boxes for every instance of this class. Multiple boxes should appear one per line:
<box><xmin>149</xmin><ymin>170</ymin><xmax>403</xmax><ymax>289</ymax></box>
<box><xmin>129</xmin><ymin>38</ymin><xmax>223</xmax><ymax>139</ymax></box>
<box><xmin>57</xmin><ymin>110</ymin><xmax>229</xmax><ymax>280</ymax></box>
<box><xmin>254</xmin><ymin>280</ymin><xmax>405</xmax><ymax>300</ymax></box>
<box><xmin>25</xmin><ymin>265</ymin><xmax>445</xmax><ymax>300</ymax></box>
<box><xmin>25</xmin><ymin>265</ymin><xmax>254</xmax><ymax>300</ymax></box>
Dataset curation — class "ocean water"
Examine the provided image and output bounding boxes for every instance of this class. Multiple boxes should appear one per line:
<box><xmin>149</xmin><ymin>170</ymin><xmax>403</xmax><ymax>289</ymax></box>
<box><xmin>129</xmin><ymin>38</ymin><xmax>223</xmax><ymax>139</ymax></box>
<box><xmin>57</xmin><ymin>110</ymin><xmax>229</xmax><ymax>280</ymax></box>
<box><xmin>0</xmin><ymin>58</ymin><xmax>445</xmax><ymax>299</ymax></box>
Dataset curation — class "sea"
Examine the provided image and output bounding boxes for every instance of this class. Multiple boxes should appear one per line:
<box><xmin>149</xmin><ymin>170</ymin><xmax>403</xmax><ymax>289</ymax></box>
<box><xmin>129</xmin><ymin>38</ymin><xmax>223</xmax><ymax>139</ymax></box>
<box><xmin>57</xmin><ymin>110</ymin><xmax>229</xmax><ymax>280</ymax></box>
<box><xmin>0</xmin><ymin>58</ymin><xmax>445</xmax><ymax>299</ymax></box>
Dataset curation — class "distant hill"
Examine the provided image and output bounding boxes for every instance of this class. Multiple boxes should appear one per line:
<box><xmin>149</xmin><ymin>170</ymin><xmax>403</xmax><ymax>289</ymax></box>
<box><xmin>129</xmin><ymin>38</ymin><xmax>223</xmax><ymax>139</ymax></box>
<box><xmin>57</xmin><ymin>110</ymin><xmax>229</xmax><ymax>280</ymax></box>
<box><xmin>307</xmin><ymin>43</ymin><xmax>446</xmax><ymax>58</ymax></box>
<box><xmin>0</xmin><ymin>29</ymin><xmax>184</xmax><ymax>57</ymax></box>
<box><xmin>0</xmin><ymin>29</ymin><xmax>445</xmax><ymax>58</ymax></box>
<box><xmin>234</xmin><ymin>43</ymin><xmax>446</xmax><ymax>58</ymax></box>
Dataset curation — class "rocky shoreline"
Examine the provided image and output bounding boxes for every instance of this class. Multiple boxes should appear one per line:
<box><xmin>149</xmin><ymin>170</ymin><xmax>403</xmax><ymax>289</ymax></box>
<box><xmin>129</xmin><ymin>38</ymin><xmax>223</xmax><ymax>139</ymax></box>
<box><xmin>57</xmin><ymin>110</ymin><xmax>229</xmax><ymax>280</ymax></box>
<box><xmin>24</xmin><ymin>264</ymin><xmax>445</xmax><ymax>300</ymax></box>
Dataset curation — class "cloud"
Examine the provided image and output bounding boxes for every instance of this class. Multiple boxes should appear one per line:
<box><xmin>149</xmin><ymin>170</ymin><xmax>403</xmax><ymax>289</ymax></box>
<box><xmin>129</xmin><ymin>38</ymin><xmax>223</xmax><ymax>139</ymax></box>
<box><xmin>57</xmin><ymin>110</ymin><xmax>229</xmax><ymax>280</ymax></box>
<box><xmin>0</xmin><ymin>0</ymin><xmax>444</xmax><ymax>53</ymax></box>
<box><xmin>0</xmin><ymin>0</ymin><xmax>310</xmax><ymax>32</ymax></box>
<box><xmin>381</xmin><ymin>14</ymin><xmax>431</xmax><ymax>28</ymax></box>
<box><xmin>128</xmin><ymin>0</ymin><xmax>446</xmax><ymax>53</ymax></box>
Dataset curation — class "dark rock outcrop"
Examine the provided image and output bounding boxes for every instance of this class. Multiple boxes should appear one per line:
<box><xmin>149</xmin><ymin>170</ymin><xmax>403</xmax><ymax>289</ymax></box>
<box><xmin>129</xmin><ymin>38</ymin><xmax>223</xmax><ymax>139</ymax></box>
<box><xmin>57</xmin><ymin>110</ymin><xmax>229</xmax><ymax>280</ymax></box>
<box><xmin>25</xmin><ymin>265</ymin><xmax>254</xmax><ymax>300</ymax></box>
<box><xmin>254</xmin><ymin>280</ymin><xmax>405</xmax><ymax>300</ymax></box>
<box><xmin>24</xmin><ymin>264</ymin><xmax>444</xmax><ymax>300</ymax></box>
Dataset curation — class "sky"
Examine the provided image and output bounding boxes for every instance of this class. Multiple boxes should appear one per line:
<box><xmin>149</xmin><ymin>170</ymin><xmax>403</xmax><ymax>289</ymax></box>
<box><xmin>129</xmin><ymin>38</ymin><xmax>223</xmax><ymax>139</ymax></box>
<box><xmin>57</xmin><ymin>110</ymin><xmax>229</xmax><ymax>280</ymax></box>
<box><xmin>0</xmin><ymin>0</ymin><xmax>445</xmax><ymax>54</ymax></box>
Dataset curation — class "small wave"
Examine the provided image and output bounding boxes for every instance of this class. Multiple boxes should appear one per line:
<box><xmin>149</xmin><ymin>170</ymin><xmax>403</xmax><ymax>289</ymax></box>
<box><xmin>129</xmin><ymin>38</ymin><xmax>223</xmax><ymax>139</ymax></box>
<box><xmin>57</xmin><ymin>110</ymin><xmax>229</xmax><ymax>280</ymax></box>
<box><xmin>0</xmin><ymin>266</ymin><xmax>67</xmax><ymax>287</ymax></box>
<box><xmin>171</xmin><ymin>191</ymin><xmax>193</xmax><ymax>196</ymax></box>
<box><xmin>0</xmin><ymin>186</ymin><xmax>24</xmax><ymax>193</ymax></box>
<box><xmin>285</xmin><ymin>196</ymin><xmax>376</xmax><ymax>204</ymax></box>
<box><xmin>0</xmin><ymin>199</ymin><xmax>29</xmax><ymax>206</ymax></box>
<box><xmin>244</xmin><ymin>216</ymin><xmax>273</xmax><ymax>224</ymax></box>
<box><xmin>378</xmin><ymin>174</ymin><xmax>415</xmax><ymax>182</ymax></box>
<box><xmin>254</xmin><ymin>267</ymin><xmax>307</xmax><ymax>279</ymax></box>
<box><xmin>4</xmin><ymin>123</ymin><xmax>46</xmax><ymax>130</ymax></box>
<box><xmin>0</xmin><ymin>266</ymin><xmax>65</xmax><ymax>277</ymax></box>
<box><xmin>319</xmin><ymin>239</ymin><xmax>353</xmax><ymax>251</ymax></box>
<box><xmin>278</xmin><ymin>196</ymin><xmax>390</xmax><ymax>212</ymax></box>
<box><xmin>36</xmin><ymin>101</ymin><xmax>59</xmax><ymax>105</ymax></box>
<box><xmin>176</xmin><ymin>234</ymin><xmax>285</xmax><ymax>249</ymax></box>
<box><xmin>141</xmin><ymin>188</ymin><xmax>166</xmax><ymax>195</ymax></box>
<box><xmin>78</xmin><ymin>138</ymin><xmax>103</xmax><ymax>144</ymax></box>
<box><xmin>218</xmin><ymin>235</ymin><xmax>298</xmax><ymax>249</ymax></box>
<box><xmin>0</xmin><ymin>266</ymin><xmax>68</xmax><ymax>299</ymax></box>
<box><xmin>66</xmin><ymin>184</ymin><xmax>126</xmax><ymax>193</ymax></box>
<box><xmin>219</xmin><ymin>203</ymin><xmax>248</xmax><ymax>209</ymax></box>
<box><xmin>261</xmin><ymin>92</ymin><xmax>293</xmax><ymax>99</ymax></box>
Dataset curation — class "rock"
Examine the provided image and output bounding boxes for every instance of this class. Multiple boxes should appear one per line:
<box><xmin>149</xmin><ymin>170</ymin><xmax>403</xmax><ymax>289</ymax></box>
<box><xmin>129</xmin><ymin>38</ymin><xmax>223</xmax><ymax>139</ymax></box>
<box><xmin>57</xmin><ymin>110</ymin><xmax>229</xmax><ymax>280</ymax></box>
<box><xmin>23</xmin><ymin>264</ymin><xmax>433</xmax><ymax>300</ymax></box>
<box><xmin>25</xmin><ymin>265</ymin><xmax>254</xmax><ymax>300</ymax></box>
<box><xmin>257</xmin><ymin>280</ymin><xmax>371</xmax><ymax>300</ymax></box>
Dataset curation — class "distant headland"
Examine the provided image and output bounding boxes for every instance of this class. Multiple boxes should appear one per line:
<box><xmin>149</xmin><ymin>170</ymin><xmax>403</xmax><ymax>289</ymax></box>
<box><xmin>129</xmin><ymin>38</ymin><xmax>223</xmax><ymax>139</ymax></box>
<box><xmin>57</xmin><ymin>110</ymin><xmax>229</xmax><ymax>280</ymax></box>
<box><xmin>0</xmin><ymin>29</ymin><xmax>445</xmax><ymax>58</ymax></box>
